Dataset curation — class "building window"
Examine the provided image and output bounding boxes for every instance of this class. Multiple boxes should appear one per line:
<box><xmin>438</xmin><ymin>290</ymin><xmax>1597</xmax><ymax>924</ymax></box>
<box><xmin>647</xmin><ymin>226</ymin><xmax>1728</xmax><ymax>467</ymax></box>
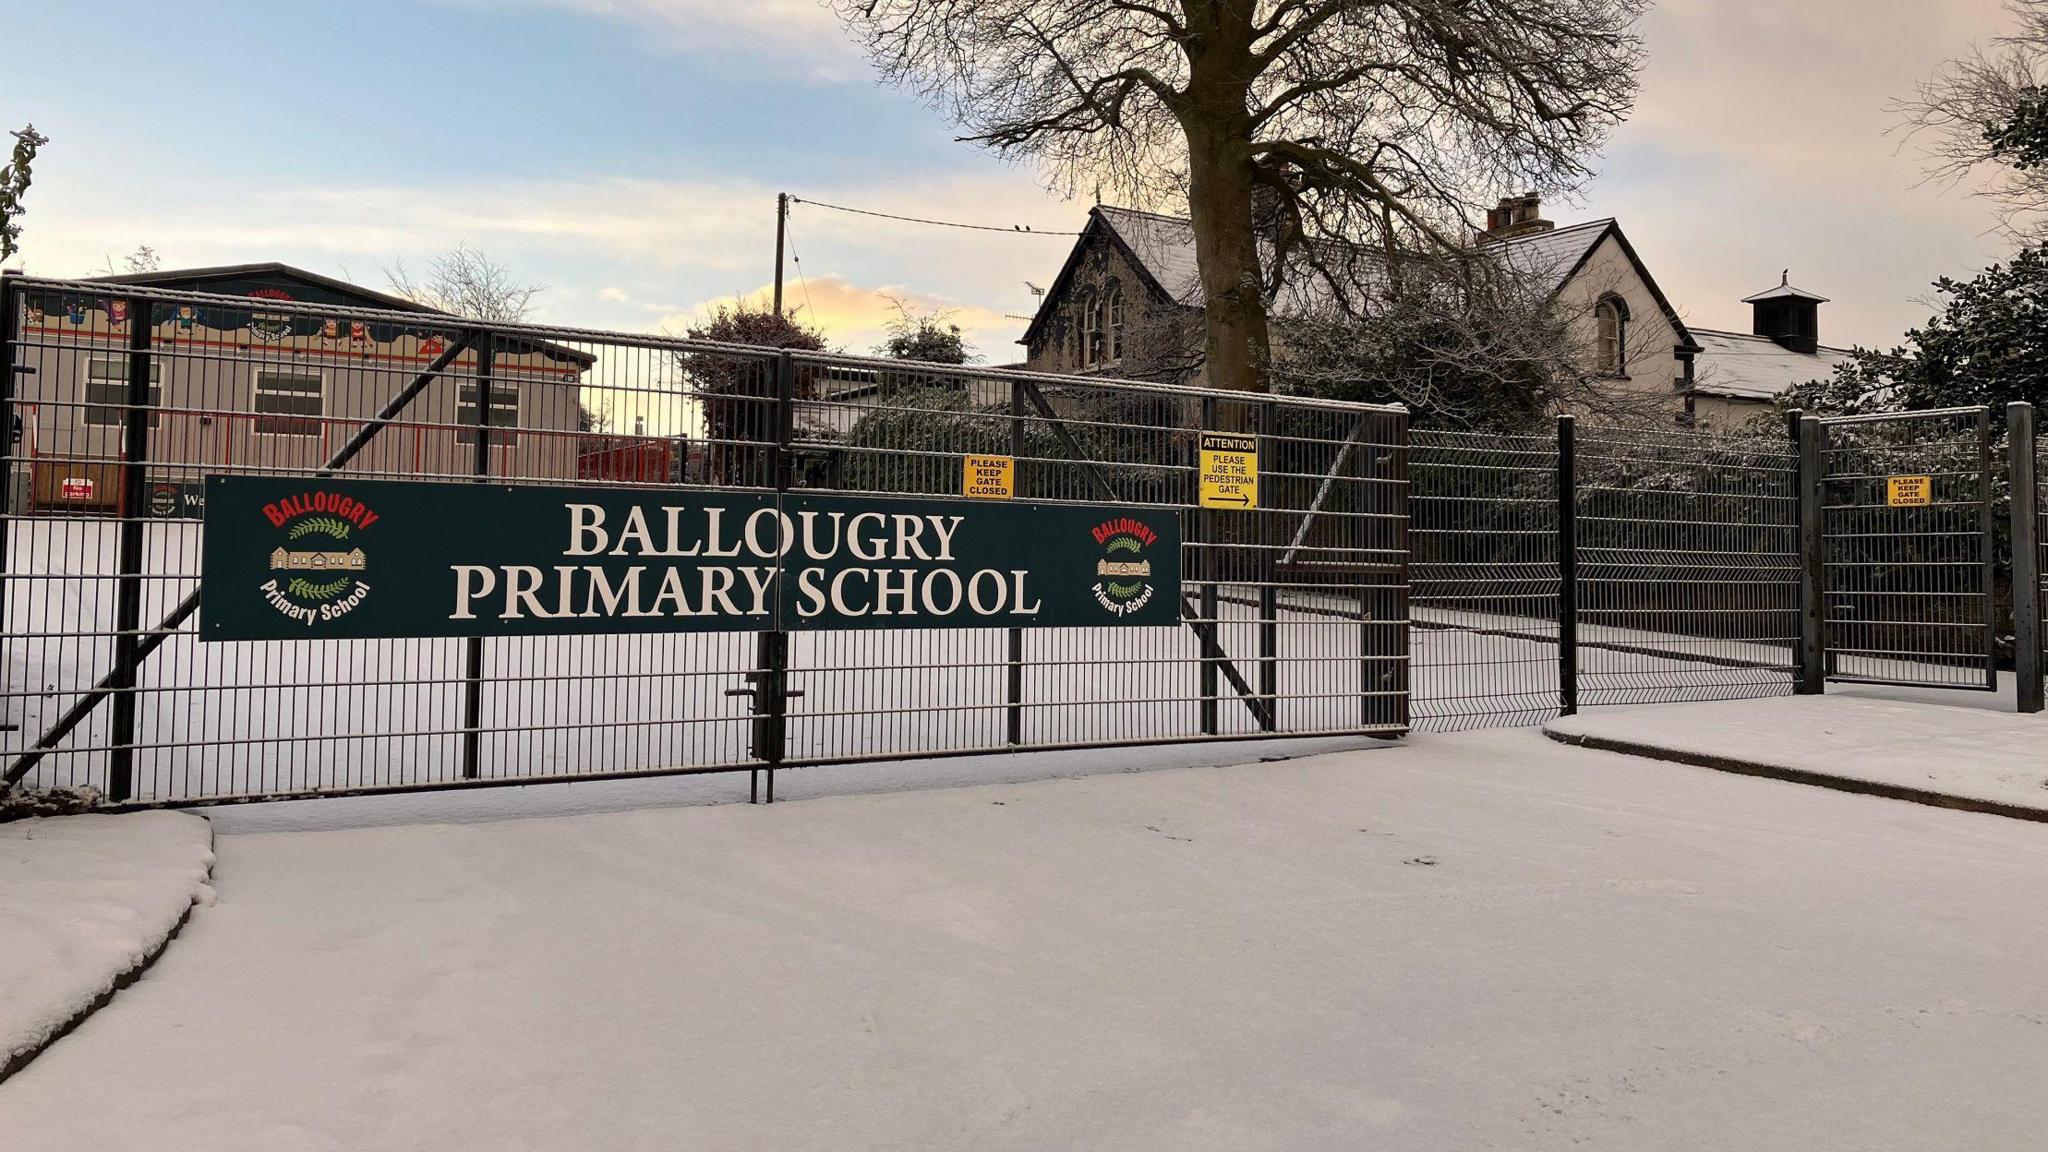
<box><xmin>458</xmin><ymin>380</ymin><xmax>519</xmax><ymax>446</ymax></box>
<box><xmin>1106</xmin><ymin>284</ymin><xmax>1125</xmax><ymax>363</ymax></box>
<box><xmin>1079</xmin><ymin>291</ymin><xmax>1102</xmax><ymax>368</ymax></box>
<box><xmin>253</xmin><ymin>369</ymin><xmax>325</xmax><ymax>436</ymax></box>
<box><xmin>1595</xmin><ymin>297</ymin><xmax>1629</xmax><ymax>376</ymax></box>
<box><xmin>83</xmin><ymin>358</ymin><xmax>162</xmax><ymax>428</ymax></box>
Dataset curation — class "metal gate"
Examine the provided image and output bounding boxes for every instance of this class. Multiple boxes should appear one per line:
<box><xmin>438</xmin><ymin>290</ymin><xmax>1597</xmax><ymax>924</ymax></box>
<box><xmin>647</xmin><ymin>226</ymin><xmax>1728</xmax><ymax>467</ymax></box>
<box><xmin>1815</xmin><ymin>408</ymin><xmax>1997</xmax><ymax>690</ymax></box>
<box><xmin>0</xmin><ymin>274</ymin><xmax>1410</xmax><ymax>807</ymax></box>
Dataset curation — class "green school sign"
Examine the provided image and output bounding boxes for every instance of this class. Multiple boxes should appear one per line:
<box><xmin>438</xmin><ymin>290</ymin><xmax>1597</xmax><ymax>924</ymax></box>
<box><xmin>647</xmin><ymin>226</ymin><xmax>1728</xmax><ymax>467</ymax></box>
<box><xmin>199</xmin><ymin>477</ymin><xmax>1181</xmax><ymax>641</ymax></box>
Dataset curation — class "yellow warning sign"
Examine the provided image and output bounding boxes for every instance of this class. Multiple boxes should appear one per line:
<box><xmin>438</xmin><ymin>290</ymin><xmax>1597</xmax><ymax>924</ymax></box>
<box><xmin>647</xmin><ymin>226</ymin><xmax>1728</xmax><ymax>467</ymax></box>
<box><xmin>962</xmin><ymin>454</ymin><xmax>1015</xmax><ymax>500</ymax></box>
<box><xmin>1198</xmin><ymin>432</ymin><xmax>1259</xmax><ymax>509</ymax></box>
<box><xmin>1887</xmin><ymin>475</ymin><xmax>1933</xmax><ymax>507</ymax></box>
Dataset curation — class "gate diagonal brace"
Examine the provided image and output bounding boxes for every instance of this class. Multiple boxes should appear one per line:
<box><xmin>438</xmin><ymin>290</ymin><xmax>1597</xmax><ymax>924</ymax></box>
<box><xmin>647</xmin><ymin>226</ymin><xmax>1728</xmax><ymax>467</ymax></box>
<box><xmin>1018</xmin><ymin>377</ymin><xmax>1274</xmax><ymax>732</ymax></box>
<box><xmin>3</xmin><ymin>331</ymin><xmax>484</xmax><ymax>790</ymax></box>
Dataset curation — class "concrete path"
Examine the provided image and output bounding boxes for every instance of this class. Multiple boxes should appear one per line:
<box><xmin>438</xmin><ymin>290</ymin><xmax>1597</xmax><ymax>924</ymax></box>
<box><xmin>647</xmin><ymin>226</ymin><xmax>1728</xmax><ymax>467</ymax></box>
<box><xmin>1547</xmin><ymin>694</ymin><xmax>2048</xmax><ymax>821</ymax></box>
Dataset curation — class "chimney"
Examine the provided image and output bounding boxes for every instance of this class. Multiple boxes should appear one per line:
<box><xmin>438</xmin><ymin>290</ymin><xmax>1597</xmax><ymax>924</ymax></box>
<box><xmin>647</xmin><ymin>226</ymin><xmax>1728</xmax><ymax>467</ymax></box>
<box><xmin>1742</xmin><ymin>271</ymin><xmax>1828</xmax><ymax>355</ymax></box>
<box><xmin>1479</xmin><ymin>193</ymin><xmax>1554</xmax><ymax>242</ymax></box>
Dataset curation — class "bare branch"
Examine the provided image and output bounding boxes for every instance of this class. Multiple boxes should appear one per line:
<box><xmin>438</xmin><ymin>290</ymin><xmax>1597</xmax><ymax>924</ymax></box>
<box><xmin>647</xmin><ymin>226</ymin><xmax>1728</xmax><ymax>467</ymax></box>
<box><xmin>385</xmin><ymin>242</ymin><xmax>544</xmax><ymax>322</ymax></box>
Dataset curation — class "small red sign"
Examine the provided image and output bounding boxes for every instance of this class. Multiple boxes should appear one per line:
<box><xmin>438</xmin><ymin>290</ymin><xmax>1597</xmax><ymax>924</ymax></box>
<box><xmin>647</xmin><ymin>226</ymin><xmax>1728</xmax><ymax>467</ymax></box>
<box><xmin>60</xmin><ymin>477</ymin><xmax>95</xmax><ymax>501</ymax></box>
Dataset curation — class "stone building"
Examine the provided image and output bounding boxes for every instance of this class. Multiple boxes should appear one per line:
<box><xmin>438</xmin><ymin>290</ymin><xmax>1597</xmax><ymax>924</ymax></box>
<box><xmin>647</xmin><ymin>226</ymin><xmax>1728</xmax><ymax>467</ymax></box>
<box><xmin>1020</xmin><ymin>198</ymin><xmax>1850</xmax><ymax>429</ymax></box>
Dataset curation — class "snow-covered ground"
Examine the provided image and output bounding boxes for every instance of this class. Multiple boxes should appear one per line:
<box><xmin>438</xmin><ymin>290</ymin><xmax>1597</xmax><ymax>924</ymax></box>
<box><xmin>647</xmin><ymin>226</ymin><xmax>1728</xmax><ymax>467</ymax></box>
<box><xmin>1547</xmin><ymin>690</ymin><xmax>2048</xmax><ymax>816</ymax></box>
<box><xmin>6</xmin><ymin>728</ymin><xmax>2048</xmax><ymax>1150</ymax></box>
<box><xmin>0</xmin><ymin>811</ymin><xmax>214</xmax><ymax>1076</ymax></box>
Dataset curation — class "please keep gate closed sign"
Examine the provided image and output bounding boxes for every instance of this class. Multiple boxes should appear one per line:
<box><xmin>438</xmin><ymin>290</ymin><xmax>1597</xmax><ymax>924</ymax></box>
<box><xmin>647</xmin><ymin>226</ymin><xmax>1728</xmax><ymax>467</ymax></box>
<box><xmin>1886</xmin><ymin>475</ymin><xmax>1932</xmax><ymax>507</ymax></box>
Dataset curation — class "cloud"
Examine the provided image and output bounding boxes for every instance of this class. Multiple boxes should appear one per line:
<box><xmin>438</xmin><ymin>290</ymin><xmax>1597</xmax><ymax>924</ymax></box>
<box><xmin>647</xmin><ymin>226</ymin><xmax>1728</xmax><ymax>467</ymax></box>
<box><xmin>8</xmin><ymin>163</ymin><xmax>1075</xmax><ymax>355</ymax></box>
<box><xmin>451</xmin><ymin>0</ymin><xmax>867</xmax><ymax>77</ymax></box>
<box><xmin>662</xmin><ymin>274</ymin><xmax>1025</xmax><ymax>360</ymax></box>
<box><xmin>1575</xmin><ymin>0</ymin><xmax>2018</xmax><ymax>346</ymax></box>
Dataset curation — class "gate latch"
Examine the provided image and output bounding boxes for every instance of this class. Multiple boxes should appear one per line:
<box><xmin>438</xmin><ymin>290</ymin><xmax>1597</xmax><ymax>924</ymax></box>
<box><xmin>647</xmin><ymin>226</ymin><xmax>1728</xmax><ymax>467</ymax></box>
<box><xmin>724</xmin><ymin>672</ymin><xmax>805</xmax><ymax>703</ymax></box>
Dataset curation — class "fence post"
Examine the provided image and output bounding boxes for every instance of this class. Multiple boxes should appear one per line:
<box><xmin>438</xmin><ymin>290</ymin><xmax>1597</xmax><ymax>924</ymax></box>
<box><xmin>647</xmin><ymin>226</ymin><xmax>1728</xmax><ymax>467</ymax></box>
<box><xmin>460</xmin><ymin>336</ymin><xmax>496</xmax><ymax>780</ymax></box>
<box><xmin>1198</xmin><ymin>394</ymin><xmax>1218</xmax><ymax>735</ymax></box>
<box><xmin>2011</xmin><ymin>402</ymin><xmax>2044</xmax><ymax>714</ymax></box>
<box><xmin>1257</xmin><ymin>401</ymin><xmax>1278</xmax><ymax>731</ymax></box>
<box><xmin>1556</xmin><ymin>414</ymin><xmax>1578</xmax><ymax>717</ymax></box>
<box><xmin>1978</xmin><ymin>407</ymin><xmax>2001</xmax><ymax>692</ymax></box>
<box><xmin>748</xmin><ymin>350</ymin><xmax>796</xmax><ymax>803</ymax></box>
<box><xmin>106</xmin><ymin>299</ymin><xmax>154</xmax><ymax>801</ymax></box>
<box><xmin>1797</xmin><ymin>416</ymin><xmax>1826</xmax><ymax>695</ymax></box>
<box><xmin>0</xmin><ymin>272</ymin><xmax>19</xmax><ymax>733</ymax></box>
<box><xmin>1006</xmin><ymin>378</ymin><xmax>1024</xmax><ymax>744</ymax></box>
<box><xmin>1785</xmin><ymin>408</ymin><xmax>1811</xmax><ymax>689</ymax></box>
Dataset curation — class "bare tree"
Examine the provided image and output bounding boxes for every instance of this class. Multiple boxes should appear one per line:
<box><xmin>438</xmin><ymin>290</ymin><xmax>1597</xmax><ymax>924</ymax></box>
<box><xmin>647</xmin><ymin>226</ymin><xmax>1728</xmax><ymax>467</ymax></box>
<box><xmin>100</xmin><ymin>244</ymin><xmax>161</xmax><ymax>275</ymax></box>
<box><xmin>831</xmin><ymin>1</ymin><xmax>1647</xmax><ymax>392</ymax></box>
<box><xmin>1896</xmin><ymin>0</ymin><xmax>2048</xmax><ymax>239</ymax></box>
<box><xmin>386</xmin><ymin>242</ymin><xmax>544</xmax><ymax>321</ymax></box>
<box><xmin>0</xmin><ymin>125</ymin><xmax>50</xmax><ymax>264</ymax></box>
<box><xmin>1272</xmin><ymin>250</ymin><xmax>1670</xmax><ymax>429</ymax></box>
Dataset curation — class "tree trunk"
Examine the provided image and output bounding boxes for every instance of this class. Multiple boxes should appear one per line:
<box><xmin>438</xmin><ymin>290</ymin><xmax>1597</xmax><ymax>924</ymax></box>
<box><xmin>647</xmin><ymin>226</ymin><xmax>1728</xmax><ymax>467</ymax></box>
<box><xmin>1181</xmin><ymin>2</ymin><xmax>1270</xmax><ymax>394</ymax></box>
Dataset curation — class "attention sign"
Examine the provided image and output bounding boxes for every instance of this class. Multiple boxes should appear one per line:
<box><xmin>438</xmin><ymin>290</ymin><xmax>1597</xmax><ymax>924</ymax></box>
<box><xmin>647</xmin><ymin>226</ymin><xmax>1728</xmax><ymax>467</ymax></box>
<box><xmin>1887</xmin><ymin>475</ymin><xmax>1933</xmax><ymax>507</ymax></box>
<box><xmin>1198</xmin><ymin>432</ymin><xmax>1259</xmax><ymax>509</ymax></box>
<box><xmin>199</xmin><ymin>477</ymin><xmax>1181</xmax><ymax>640</ymax></box>
<box><xmin>962</xmin><ymin>454</ymin><xmax>1014</xmax><ymax>500</ymax></box>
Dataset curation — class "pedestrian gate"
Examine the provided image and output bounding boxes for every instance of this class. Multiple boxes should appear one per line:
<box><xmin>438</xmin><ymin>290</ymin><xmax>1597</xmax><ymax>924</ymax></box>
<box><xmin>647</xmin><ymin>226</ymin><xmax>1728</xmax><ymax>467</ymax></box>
<box><xmin>1815</xmin><ymin>408</ymin><xmax>1997</xmax><ymax>690</ymax></box>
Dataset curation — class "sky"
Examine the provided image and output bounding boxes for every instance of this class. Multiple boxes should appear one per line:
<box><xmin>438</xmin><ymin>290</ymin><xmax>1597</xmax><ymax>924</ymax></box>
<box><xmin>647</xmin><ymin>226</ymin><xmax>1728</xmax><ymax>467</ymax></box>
<box><xmin>0</xmin><ymin>0</ymin><xmax>2025</xmax><ymax>358</ymax></box>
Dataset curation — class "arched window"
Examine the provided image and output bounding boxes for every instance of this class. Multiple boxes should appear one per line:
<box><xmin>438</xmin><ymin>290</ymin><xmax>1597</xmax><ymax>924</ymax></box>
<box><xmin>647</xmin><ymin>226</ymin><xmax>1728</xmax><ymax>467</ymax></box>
<box><xmin>1079</xmin><ymin>290</ymin><xmax>1101</xmax><ymax>368</ymax></box>
<box><xmin>1105</xmin><ymin>283</ymin><xmax>1126</xmax><ymax>363</ymax></box>
<box><xmin>1595</xmin><ymin>296</ymin><xmax>1630</xmax><ymax>376</ymax></box>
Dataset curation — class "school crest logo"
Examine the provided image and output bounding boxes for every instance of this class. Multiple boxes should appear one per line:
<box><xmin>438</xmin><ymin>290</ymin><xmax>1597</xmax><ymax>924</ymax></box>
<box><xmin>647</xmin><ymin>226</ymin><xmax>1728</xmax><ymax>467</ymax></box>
<box><xmin>248</xmin><ymin>288</ymin><xmax>295</xmax><ymax>341</ymax></box>
<box><xmin>1090</xmin><ymin>515</ymin><xmax>1161</xmax><ymax>617</ymax></box>
<box><xmin>257</xmin><ymin>491</ymin><xmax>380</xmax><ymax>627</ymax></box>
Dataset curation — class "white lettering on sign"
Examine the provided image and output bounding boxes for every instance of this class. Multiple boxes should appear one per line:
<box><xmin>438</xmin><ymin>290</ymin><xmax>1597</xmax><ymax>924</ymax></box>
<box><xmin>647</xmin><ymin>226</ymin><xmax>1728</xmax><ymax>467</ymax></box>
<box><xmin>448</xmin><ymin>503</ymin><xmax>1040</xmax><ymax>625</ymax></box>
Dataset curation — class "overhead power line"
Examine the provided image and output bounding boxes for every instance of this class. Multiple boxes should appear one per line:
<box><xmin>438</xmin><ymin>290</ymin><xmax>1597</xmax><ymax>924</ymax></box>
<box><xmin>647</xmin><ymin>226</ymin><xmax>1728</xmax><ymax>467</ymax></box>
<box><xmin>789</xmin><ymin>195</ymin><xmax>1081</xmax><ymax>237</ymax></box>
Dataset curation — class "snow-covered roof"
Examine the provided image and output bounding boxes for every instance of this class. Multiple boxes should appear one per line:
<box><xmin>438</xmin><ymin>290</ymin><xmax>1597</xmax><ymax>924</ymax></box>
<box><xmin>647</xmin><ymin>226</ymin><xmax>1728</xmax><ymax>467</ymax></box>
<box><xmin>1095</xmin><ymin>207</ymin><xmax>1205</xmax><ymax>302</ymax></box>
<box><xmin>1688</xmin><ymin>328</ymin><xmax>1849</xmax><ymax>400</ymax></box>
<box><xmin>1022</xmin><ymin>207</ymin><xmax>1694</xmax><ymax>353</ymax></box>
<box><xmin>1483</xmin><ymin>219</ymin><xmax>1614</xmax><ymax>295</ymax></box>
<box><xmin>1741</xmin><ymin>278</ymin><xmax>1829</xmax><ymax>304</ymax></box>
<box><xmin>1092</xmin><ymin>209</ymin><xmax>1615</xmax><ymax>308</ymax></box>
<box><xmin>1097</xmin><ymin>206</ymin><xmax>1622</xmax><ymax>305</ymax></box>
<box><xmin>1092</xmin><ymin>206</ymin><xmax>1341</xmax><ymax>314</ymax></box>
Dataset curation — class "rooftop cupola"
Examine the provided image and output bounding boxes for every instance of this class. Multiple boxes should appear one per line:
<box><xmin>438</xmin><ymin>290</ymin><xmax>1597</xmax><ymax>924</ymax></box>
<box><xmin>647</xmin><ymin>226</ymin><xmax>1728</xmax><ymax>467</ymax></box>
<box><xmin>1742</xmin><ymin>271</ymin><xmax>1828</xmax><ymax>355</ymax></box>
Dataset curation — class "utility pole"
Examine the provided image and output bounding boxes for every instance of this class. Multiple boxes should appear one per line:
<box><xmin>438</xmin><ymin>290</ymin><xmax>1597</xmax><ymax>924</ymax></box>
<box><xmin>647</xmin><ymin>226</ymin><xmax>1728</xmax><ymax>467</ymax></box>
<box><xmin>772</xmin><ymin>193</ymin><xmax>788</xmax><ymax>318</ymax></box>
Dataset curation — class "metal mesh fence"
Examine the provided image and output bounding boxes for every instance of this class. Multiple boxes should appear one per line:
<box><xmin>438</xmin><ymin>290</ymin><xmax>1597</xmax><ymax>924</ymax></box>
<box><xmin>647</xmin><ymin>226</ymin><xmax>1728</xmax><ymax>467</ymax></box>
<box><xmin>2035</xmin><ymin>413</ymin><xmax>2046</xmax><ymax>695</ymax></box>
<box><xmin>4</xmin><ymin>273</ymin><xmax>1992</xmax><ymax>809</ymax></box>
<box><xmin>0</xmin><ymin>277</ymin><xmax>1407</xmax><ymax>804</ymax></box>
<box><xmin>1574</xmin><ymin>425</ymin><xmax>1801</xmax><ymax>706</ymax></box>
<box><xmin>778</xmin><ymin>353</ymin><xmax>1408</xmax><ymax>762</ymax></box>
<box><xmin>1818</xmin><ymin>408</ymin><xmax>1996</xmax><ymax>690</ymax></box>
<box><xmin>1409</xmin><ymin>427</ymin><xmax>1560</xmax><ymax>731</ymax></box>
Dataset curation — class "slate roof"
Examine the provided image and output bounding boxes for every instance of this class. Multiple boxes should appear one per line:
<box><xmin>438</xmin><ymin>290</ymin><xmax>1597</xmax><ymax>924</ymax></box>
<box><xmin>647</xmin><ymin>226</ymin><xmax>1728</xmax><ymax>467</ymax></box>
<box><xmin>1485</xmin><ymin>220</ymin><xmax>1614</xmax><ymax>294</ymax></box>
<box><xmin>1096</xmin><ymin>207</ymin><xmax>1204</xmax><ymax>302</ymax></box>
<box><xmin>1022</xmin><ymin>207</ymin><xmax>1694</xmax><ymax>351</ymax></box>
<box><xmin>1688</xmin><ymin>328</ymin><xmax>1849</xmax><ymax>400</ymax></box>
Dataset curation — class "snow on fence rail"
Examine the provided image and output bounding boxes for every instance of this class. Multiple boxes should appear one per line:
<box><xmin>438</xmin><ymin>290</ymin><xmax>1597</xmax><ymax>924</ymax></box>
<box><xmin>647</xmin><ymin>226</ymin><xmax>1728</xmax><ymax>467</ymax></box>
<box><xmin>0</xmin><ymin>275</ymin><xmax>1873</xmax><ymax>807</ymax></box>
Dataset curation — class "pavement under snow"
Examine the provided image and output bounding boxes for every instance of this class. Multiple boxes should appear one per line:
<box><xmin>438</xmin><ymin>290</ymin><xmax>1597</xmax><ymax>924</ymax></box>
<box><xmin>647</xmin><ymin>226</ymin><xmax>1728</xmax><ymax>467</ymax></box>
<box><xmin>0</xmin><ymin>811</ymin><xmax>214</xmax><ymax>1075</ymax></box>
<box><xmin>6</xmin><ymin>729</ymin><xmax>2048</xmax><ymax>1150</ymax></box>
<box><xmin>1546</xmin><ymin>692</ymin><xmax>2048</xmax><ymax>818</ymax></box>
